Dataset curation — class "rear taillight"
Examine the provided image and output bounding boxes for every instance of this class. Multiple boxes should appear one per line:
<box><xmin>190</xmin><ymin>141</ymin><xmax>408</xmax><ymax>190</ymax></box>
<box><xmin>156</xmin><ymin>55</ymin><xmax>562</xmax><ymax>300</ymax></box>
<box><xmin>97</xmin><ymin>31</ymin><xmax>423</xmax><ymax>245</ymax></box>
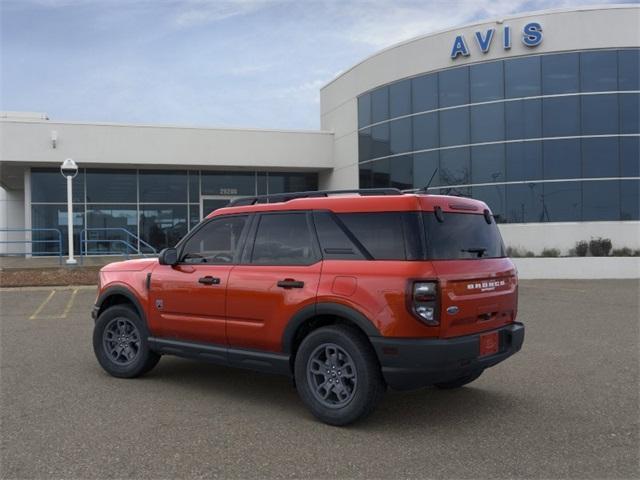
<box><xmin>410</xmin><ymin>281</ymin><xmax>439</xmax><ymax>326</ymax></box>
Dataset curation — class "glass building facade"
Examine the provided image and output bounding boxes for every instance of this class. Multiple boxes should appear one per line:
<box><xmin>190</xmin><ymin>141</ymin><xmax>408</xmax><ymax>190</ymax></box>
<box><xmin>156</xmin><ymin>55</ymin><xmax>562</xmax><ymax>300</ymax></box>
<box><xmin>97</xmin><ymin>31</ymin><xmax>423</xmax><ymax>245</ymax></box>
<box><xmin>30</xmin><ymin>169</ymin><xmax>317</xmax><ymax>255</ymax></box>
<box><xmin>357</xmin><ymin>48</ymin><xmax>640</xmax><ymax>223</ymax></box>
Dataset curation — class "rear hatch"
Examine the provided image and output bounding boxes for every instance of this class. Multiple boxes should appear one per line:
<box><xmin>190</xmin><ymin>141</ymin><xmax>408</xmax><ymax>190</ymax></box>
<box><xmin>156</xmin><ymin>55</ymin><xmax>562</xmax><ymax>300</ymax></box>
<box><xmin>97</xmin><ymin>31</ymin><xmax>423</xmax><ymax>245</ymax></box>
<box><xmin>422</xmin><ymin>212</ymin><xmax>517</xmax><ymax>338</ymax></box>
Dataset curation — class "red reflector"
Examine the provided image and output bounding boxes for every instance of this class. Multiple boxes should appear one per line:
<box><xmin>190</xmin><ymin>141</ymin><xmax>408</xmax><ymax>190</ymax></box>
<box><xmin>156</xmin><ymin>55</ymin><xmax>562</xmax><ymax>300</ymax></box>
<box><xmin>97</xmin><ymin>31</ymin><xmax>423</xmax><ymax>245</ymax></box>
<box><xmin>479</xmin><ymin>331</ymin><xmax>499</xmax><ymax>357</ymax></box>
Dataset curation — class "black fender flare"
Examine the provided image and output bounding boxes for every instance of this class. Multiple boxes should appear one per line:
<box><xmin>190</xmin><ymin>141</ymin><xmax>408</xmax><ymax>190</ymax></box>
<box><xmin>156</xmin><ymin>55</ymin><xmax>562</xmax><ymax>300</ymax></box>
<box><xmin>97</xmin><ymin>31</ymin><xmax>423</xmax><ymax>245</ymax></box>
<box><xmin>94</xmin><ymin>285</ymin><xmax>147</xmax><ymax>325</ymax></box>
<box><xmin>281</xmin><ymin>302</ymin><xmax>380</xmax><ymax>354</ymax></box>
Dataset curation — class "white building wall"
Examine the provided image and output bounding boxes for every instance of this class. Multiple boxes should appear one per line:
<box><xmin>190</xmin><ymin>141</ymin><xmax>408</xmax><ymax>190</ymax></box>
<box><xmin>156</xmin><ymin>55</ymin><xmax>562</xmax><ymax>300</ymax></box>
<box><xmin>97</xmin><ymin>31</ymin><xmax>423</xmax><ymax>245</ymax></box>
<box><xmin>0</xmin><ymin>186</ymin><xmax>25</xmax><ymax>254</ymax></box>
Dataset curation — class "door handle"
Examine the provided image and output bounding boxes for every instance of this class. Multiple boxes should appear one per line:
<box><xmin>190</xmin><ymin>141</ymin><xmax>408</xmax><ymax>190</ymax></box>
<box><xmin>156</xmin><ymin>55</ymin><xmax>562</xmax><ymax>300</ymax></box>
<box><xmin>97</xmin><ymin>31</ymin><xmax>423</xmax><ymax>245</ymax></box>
<box><xmin>277</xmin><ymin>279</ymin><xmax>305</xmax><ymax>289</ymax></box>
<box><xmin>198</xmin><ymin>276</ymin><xmax>221</xmax><ymax>285</ymax></box>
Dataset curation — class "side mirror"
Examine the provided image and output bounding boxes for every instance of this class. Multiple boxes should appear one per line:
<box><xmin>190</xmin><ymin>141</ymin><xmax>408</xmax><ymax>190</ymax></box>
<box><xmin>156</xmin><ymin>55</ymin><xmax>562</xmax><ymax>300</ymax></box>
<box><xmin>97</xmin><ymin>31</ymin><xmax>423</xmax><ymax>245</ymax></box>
<box><xmin>158</xmin><ymin>247</ymin><xmax>178</xmax><ymax>266</ymax></box>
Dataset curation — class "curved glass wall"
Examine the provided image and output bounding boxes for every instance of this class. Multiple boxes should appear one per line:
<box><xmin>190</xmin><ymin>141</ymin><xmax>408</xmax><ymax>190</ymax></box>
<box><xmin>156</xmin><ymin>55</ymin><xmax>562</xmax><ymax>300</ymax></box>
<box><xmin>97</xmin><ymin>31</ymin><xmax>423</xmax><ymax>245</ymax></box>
<box><xmin>357</xmin><ymin>48</ymin><xmax>640</xmax><ymax>223</ymax></box>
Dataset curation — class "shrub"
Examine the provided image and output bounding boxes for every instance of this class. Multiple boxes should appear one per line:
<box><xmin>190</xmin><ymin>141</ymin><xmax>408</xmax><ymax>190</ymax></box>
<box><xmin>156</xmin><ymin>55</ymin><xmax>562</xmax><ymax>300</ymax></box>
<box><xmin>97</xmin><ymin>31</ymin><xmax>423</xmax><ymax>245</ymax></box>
<box><xmin>575</xmin><ymin>241</ymin><xmax>589</xmax><ymax>257</ymax></box>
<box><xmin>611</xmin><ymin>247</ymin><xmax>640</xmax><ymax>257</ymax></box>
<box><xmin>589</xmin><ymin>237</ymin><xmax>612</xmax><ymax>257</ymax></box>
<box><xmin>540</xmin><ymin>248</ymin><xmax>560</xmax><ymax>257</ymax></box>
<box><xmin>507</xmin><ymin>246</ymin><xmax>535</xmax><ymax>258</ymax></box>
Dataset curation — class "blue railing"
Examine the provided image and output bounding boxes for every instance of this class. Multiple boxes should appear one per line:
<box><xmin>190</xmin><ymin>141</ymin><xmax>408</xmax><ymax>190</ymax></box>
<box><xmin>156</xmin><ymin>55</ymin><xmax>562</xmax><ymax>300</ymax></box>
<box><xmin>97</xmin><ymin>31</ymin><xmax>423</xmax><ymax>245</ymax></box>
<box><xmin>79</xmin><ymin>228</ymin><xmax>157</xmax><ymax>261</ymax></box>
<box><xmin>0</xmin><ymin>228</ymin><xmax>64</xmax><ymax>264</ymax></box>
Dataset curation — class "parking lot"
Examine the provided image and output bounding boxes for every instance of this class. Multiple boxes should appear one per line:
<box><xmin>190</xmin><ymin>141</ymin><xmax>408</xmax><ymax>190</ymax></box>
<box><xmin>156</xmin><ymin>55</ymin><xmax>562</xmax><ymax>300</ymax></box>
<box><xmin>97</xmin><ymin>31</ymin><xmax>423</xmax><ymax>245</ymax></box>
<box><xmin>1</xmin><ymin>280</ymin><xmax>638</xmax><ymax>479</ymax></box>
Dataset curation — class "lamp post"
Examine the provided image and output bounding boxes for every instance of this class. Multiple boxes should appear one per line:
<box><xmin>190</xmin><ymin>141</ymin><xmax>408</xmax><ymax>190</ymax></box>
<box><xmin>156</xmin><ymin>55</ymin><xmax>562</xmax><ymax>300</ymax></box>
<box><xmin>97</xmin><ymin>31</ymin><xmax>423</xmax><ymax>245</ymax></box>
<box><xmin>60</xmin><ymin>158</ymin><xmax>78</xmax><ymax>265</ymax></box>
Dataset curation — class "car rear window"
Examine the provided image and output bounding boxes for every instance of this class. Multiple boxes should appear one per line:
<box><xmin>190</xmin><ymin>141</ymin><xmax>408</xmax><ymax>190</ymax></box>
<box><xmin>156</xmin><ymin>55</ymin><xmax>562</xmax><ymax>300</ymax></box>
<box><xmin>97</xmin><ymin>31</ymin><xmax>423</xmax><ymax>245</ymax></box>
<box><xmin>423</xmin><ymin>212</ymin><xmax>505</xmax><ymax>260</ymax></box>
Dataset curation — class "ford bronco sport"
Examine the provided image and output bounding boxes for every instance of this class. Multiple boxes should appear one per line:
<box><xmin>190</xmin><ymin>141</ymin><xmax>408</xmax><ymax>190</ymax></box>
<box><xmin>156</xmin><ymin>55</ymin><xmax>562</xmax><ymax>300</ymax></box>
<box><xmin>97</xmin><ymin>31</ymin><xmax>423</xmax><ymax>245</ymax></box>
<box><xmin>92</xmin><ymin>188</ymin><xmax>524</xmax><ymax>425</ymax></box>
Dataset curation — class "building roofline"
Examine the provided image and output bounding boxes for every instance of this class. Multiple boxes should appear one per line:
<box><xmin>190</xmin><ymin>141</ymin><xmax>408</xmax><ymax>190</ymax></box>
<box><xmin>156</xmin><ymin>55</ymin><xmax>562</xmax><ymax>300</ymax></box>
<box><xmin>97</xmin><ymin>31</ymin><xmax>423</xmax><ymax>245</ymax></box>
<box><xmin>0</xmin><ymin>116</ymin><xmax>334</xmax><ymax>136</ymax></box>
<box><xmin>320</xmin><ymin>4</ymin><xmax>639</xmax><ymax>91</ymax></box>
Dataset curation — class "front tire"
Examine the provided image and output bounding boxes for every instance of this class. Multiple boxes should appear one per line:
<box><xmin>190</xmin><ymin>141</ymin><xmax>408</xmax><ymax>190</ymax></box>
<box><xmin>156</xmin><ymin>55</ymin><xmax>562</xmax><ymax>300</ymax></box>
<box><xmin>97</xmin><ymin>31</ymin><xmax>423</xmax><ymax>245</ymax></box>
<box><xmin>93</xmin><ymin>305</ymin><xmax>160</xmax><ymax>378</ymax></box>
<box><xmin>294</xmin><ymin>325</ymin><xmax>385</xmax><ymax>426</ymax></box>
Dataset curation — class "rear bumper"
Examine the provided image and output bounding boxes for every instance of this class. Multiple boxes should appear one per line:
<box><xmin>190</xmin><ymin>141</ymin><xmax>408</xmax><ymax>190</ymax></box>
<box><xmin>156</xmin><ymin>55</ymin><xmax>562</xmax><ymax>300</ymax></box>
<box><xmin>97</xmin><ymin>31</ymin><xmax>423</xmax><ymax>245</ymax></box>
<box><xmin>370</xmin><ymin>323</ymin><xmax>524</xmax><ymax>390</ymax></box>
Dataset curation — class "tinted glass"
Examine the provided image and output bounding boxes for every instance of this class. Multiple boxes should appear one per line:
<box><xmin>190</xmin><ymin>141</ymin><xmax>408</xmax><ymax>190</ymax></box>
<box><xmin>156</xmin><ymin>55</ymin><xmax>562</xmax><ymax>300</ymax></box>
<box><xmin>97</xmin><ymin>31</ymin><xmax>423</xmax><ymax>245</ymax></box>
<box><xmin>439</xmin><ymin>67</ymin><xmax>469</xmax><ymax>107</ymax></box>
<box><xmin>440</xmin><ymin>148</ymin><xmax>470</xmax><ymax>186</ymax></box>
<box><xmin>439</xmin><ymin>107</ymin><xmax>469</xmax><ymax>147</ymax></box>
<box><xmin>268</xmin><ymin>173</ymin><xmax>317</xmax><ymax>194</ymax></box>
<box><xmin>543</xmin><ymin>182</ymin><xmax>581</xmax><ymax>222</ymax></box>
<box><xmin>189</xmin><ymin>204</ymin><xmax>200</xmax><ymax>230</ymax></box>
<box><xmin>423</xmin><ymin>212</ymin><xmax>504</xmax><ymax>259</ymax></box>
<box><xmin>201</xmin><ymin>171</ymin><xmax>254</xmax><ymax>196</ymax></box>
<box><xmin>621</xmin><ymin>180</ymin><xmax>640</xmax><ymax>220</ymax></box>
<box><xmin>581</xmin><ymin>51</ymin><xmax>618</xmax><ymax>92</ymax></box>
<box><xmin>31</xmin><ymin>204</ymin><xmax>84</xmax><ymax>255</ymax></box>
<box><xmin>140</xmin><ymin>170</ymin><xmax>187</xmax><ymax>203</ymax></box>
<box><xmin>390</xmin><ymin>155</ymin><xmax>413</xmax><ymax>190</ymax></box>
<box><xmin>359</xmin><ymin>164</ymin><xmax>372</xmax><ymax>188</ymax></box>
<box><xmin>359</xmin><ymin>129</ymin><xmax>373</xmax><ymax>162</ymax></box>
<box><xmin>32</xmin><ymin>168</ymin><xmax>85</xmax><ymax>203</ymax></box>
<box><xmin>542</xmin><ymin>96</ymin><xmax>580</xmax><ymax>137</ymax></box>
<box><xmin>470</xmin><ymin>102</ymin><xmax>504</xmax><ymax>143</ymax></box>
<box><xmin>543</xmin><ymin>139</ymin><xmax>580</xmax><ymax>180</ymax></box>
<box><xmin>313</xmin><ymin>212</ymin><xmax>365</xmax><ymax>260</ymax></box>
<box><xmin>618</xmin><ymin>49</ymin><xmax>640</xmax><ymax>90</ymax></box>
<box><xmin>257</xmin><ymin>172</ymin><xmax>268</xmax><ymax>195</ymax></box>
<box><xmin>621</xmin><ymin>137</ymin><xmax>640</xmax><ymax>177</ymax></box>
<box><xmin>470</xmin><ymin>61</ymin><xmax>504</xmax><ymax>102</ymax></box>
<box><xmin>338</xmin><ymin>213</ymin><xmax>406</xmax><ymax>260</ymax></box>
<box><xmin>251</xmin><ymin>213</ymin><xmax>316</xmax><ymax>265</ymax></box>
<box><xmin>471</xmin><ymin>144</ymin><xmax>505</xmax><ymax>184</ymax></box>
<box><xmin>389</xmin><ymin>79</ymin><xmax>411</xmax><ymax>118</ymax></box>
<box><xmin>505</xmin><ymin>99</ymin><xmax>542</xmax><ymax>140</ymax></box>
<box><xmin>181</xmin><ymin>215</ymin><xmax>247</xmax><ymax>264</ymax></box>
<box><xmin>506</xmin><ymin>183</ymin><xmax>543</xmax><ymax>223</ymax></box>
<box><xmin>541</xmin><ymin>52</ymin><xmax>579</xmax><ymax>94</ymax></box>
<box><xmin>412</xmin><ymin>112</ymin><xmax>439</xmax><ymax>151</ymax></box>
<box><xmin>583</xmin><ymin>180</ymin><xmax>620</xmax><ymax>221</ymax></box>
<box><xmin>506</xmin><ymin>142</ymin><xmax>543</xmax><ymax>181</ymax></box>
<box><xmin>389</xmin><ymin>117</ymin><xmax>412</xmax><ymax>154</ymax></box>
<box><xmin>139</xmin><ymin>205</ymin><xmax>187</xmax><ymax>250</ymax></box>
<box><xmin>188</xmin><ymin>171</ymin><xmax>200</xmax><ymax>202</ymax></box>
<box><xmin>85</xmin><ymin>205</ymin><xmax>138</xmax><ymax>254</ymax></box>
<box><xmin>412</xmin><ymin>74</ymin><xmax>438</xmax><ymax>112</ymax></box>
<box><xmin>505</xmin><ymin>56</ymin><xmax>541</xmax><ymax>98</ymax></box>
<box><xmin>372</xmin><ymin>159</ymin><xmax>391</xmax><ymax>187</ymax></box>
<box><xmin>413</xmin><ymin>151</ymin><xmax>440</xmax><ymax>189</ymax></box>
<box><xmin>620</xmin><ymin>93</ymin><xmax>639</xmax><ymax>134</ymax></box>
<box><xmin>581</xmin><ymin>94</ymin><xmax>619</xmax><ymax>135</ymax></box>
<box><xmin>371</xmin><ymin>123</ymin><xmax>390</xmax><ymax>158</ymax></box>
<box><xmin>358</xmin><ymin>94</ymin><xmax>371</xmax><ymax>128</ymax></box>
<box><xmin>371</xmin><ymin>87</ymin><xmax>389</xmax><ymax>123</ymax></box>
<box><xmin>582</xmin><ymin>137</ymin><xmax>619</xmax><ymax>178</ymax></box>
<box><xmin>85</xmin><ymin>169</ymin><xmax>135</xmax><ymax>203</ymax></box>
<box><xmin>472</xmin><ymin>185</ymin><xmax>506</xmax><ymax>222</ymax></box>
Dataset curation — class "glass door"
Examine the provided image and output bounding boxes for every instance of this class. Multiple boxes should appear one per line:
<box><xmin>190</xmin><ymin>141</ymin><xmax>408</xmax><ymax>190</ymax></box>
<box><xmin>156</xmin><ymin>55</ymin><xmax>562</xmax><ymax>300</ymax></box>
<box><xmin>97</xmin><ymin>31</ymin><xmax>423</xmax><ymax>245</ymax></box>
<box><xmin>200</xmin><ymin>196</ymin><xmax>236</xmax><ymax>219</ymax></box>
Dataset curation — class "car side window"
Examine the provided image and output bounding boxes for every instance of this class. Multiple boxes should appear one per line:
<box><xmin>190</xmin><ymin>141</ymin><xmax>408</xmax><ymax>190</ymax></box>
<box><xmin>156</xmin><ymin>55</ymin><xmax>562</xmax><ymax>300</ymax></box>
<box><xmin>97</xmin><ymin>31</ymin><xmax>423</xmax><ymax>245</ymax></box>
<box><xmin>313</xmin><ymin>212</ymin><xmax>366</xmax><ymax>260</ymax></box>
<box><xmin>251</xmin><ymin>213</ymin><xmax>317</xmax><ymax>265</ymax></box>
<box><xmin>181</xmin><ymin>215</ymin><xmax>248</xmax><ymax>264</ymax></box>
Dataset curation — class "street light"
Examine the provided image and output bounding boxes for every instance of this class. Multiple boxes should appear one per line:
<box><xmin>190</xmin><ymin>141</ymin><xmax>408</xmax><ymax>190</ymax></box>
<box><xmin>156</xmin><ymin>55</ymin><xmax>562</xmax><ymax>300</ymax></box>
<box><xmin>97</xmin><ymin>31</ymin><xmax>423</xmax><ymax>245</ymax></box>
<box><xmin>60</xmin><ymin>158</ymin><xmax>78</xmax><ymax>265</ymax></box>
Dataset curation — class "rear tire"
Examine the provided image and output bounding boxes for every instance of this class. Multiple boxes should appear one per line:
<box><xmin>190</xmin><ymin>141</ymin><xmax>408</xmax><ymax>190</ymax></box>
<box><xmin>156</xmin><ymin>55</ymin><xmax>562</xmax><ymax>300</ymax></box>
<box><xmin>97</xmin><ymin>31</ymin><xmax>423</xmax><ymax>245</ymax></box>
<box><xmin>93</xmin><ymin>305</ymin><xmax>160</xmax><ymax>378</ymax></box>
<box><xmin>434</xmin><ymin>370</ymin><xmax>483</xmax><ymax>389</ymax></box>
<box><xmin>294</xmin><ymin>325</ymin><xmax>385</xmax><ymax>426</ymax></box>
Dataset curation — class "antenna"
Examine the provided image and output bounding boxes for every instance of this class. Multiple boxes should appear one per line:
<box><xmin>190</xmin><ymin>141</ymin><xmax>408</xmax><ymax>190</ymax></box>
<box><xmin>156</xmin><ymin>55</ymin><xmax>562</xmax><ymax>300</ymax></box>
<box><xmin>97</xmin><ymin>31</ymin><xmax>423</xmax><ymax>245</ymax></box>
<box><xmin>417</xmin><ymin>168</ymin><xmax>438</xmax><ymax>193</ymax></box>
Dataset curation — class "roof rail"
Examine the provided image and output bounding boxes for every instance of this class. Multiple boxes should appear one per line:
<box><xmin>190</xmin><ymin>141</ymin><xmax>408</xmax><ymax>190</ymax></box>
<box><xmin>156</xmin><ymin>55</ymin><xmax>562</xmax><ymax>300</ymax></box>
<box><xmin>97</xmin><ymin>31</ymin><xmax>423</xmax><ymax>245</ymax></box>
<box><xmin>227</xmin><ymin>188</ymin><xmax>404</xmax><ymax>207</ymax></box>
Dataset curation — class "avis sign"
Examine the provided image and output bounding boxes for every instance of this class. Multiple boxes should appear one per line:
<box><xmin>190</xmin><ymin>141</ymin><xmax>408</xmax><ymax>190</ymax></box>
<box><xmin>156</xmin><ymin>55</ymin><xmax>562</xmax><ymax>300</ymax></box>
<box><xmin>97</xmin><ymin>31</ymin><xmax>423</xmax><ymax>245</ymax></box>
<box><xmin>450</xmin><ymin>22</ymin><xmax>543</xmax><ymax>59</ymax></box>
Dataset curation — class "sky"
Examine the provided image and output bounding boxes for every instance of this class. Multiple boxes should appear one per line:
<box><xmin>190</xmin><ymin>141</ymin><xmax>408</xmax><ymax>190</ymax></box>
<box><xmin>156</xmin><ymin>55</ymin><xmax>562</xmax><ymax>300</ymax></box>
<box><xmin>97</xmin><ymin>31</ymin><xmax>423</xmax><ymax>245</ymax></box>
<box><xmin>1</xmin><ymin>0</ymin><xmax>636</xmax><ymax>130</ymax></box>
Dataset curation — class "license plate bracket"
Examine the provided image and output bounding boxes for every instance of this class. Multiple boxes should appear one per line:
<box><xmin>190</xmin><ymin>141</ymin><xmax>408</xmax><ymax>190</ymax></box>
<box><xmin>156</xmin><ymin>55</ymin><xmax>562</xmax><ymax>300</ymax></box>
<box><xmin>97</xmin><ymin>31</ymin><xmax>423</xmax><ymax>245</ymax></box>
<box><xmin>479</xmin><ymin>331</ymin><xmax>499</xmax><ymax>357</ymax></box>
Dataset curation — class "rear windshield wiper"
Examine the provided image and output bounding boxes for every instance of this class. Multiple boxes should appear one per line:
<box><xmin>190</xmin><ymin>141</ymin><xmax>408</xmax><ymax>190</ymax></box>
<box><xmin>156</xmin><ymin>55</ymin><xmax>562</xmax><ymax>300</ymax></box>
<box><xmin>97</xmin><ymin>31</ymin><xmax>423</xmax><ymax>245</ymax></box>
<box><xmin>461</xmin><ymin>248</ymin><xmax>487</xmax><ymax>258</ymax></box>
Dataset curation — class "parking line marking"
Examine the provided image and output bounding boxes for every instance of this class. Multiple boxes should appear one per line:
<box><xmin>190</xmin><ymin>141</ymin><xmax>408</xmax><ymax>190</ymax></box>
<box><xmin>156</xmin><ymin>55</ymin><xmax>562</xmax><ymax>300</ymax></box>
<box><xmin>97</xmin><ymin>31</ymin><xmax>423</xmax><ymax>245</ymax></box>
<box><xmin>29</xmin><ymin>288</ymin><xmax>79</xmax><ymax>320</ymax></box>
<box><xmin>29</xmin><ymin>290</ymin><xmax>56</xmax><ymax>320</ymax></box>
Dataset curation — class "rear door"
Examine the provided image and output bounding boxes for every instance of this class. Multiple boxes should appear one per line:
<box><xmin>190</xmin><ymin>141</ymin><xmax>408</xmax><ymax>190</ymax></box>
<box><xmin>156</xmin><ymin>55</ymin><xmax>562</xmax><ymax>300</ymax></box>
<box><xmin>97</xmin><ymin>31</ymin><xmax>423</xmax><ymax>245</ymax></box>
<box><xmin>423</xmin><ymin>211</ymin><xmax>517</xmax><ymax>338</ymax></box>
<box><xmin>226</xmin><ymin>211</ymin><xmax>322</xmax><ymax>352</ymax></box>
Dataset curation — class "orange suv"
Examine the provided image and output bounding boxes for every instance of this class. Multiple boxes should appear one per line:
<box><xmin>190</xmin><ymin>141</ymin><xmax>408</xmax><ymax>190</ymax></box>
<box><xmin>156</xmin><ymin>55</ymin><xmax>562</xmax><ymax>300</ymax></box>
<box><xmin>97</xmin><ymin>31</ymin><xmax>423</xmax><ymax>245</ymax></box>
<box><xmin>92</xmin><ymin>188</ymin><xmax>524</xmax><ymax>425</ymax></box>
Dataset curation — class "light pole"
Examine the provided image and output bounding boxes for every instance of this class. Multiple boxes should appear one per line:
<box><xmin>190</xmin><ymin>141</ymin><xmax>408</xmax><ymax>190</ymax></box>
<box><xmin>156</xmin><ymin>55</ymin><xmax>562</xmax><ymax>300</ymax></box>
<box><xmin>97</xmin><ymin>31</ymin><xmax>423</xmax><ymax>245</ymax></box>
<box><xmin>60</xmin><ymin>158</ymin><xmax>78</xmax><ymax>265</ymax></box>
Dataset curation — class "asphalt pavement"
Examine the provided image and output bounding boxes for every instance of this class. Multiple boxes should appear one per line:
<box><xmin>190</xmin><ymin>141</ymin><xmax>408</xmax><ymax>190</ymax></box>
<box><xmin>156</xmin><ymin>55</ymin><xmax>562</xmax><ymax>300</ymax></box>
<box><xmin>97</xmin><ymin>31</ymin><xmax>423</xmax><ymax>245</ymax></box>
<box><xmin>1</xmin><ymin>280</ymin><xmax>638</xmax><ymax>479</ymax></box>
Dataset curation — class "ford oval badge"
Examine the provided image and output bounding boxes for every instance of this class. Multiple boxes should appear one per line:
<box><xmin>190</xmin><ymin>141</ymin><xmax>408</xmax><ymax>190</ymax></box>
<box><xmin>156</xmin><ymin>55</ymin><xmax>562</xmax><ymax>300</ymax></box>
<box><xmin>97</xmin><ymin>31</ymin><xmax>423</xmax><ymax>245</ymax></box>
<box><xmin>447</xmin><ymin>306</ymin><xmax>459</xmax><ymax>315</ymax></box>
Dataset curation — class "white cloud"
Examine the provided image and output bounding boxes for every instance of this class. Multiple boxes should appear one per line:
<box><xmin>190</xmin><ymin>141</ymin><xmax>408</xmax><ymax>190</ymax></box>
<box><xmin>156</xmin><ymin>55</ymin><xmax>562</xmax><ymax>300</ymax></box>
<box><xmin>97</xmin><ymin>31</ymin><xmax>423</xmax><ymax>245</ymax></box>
<box><xmin>172</xmin><ymin>0</ymin><xmax>280</xmax><ymax>28</ymax></box>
